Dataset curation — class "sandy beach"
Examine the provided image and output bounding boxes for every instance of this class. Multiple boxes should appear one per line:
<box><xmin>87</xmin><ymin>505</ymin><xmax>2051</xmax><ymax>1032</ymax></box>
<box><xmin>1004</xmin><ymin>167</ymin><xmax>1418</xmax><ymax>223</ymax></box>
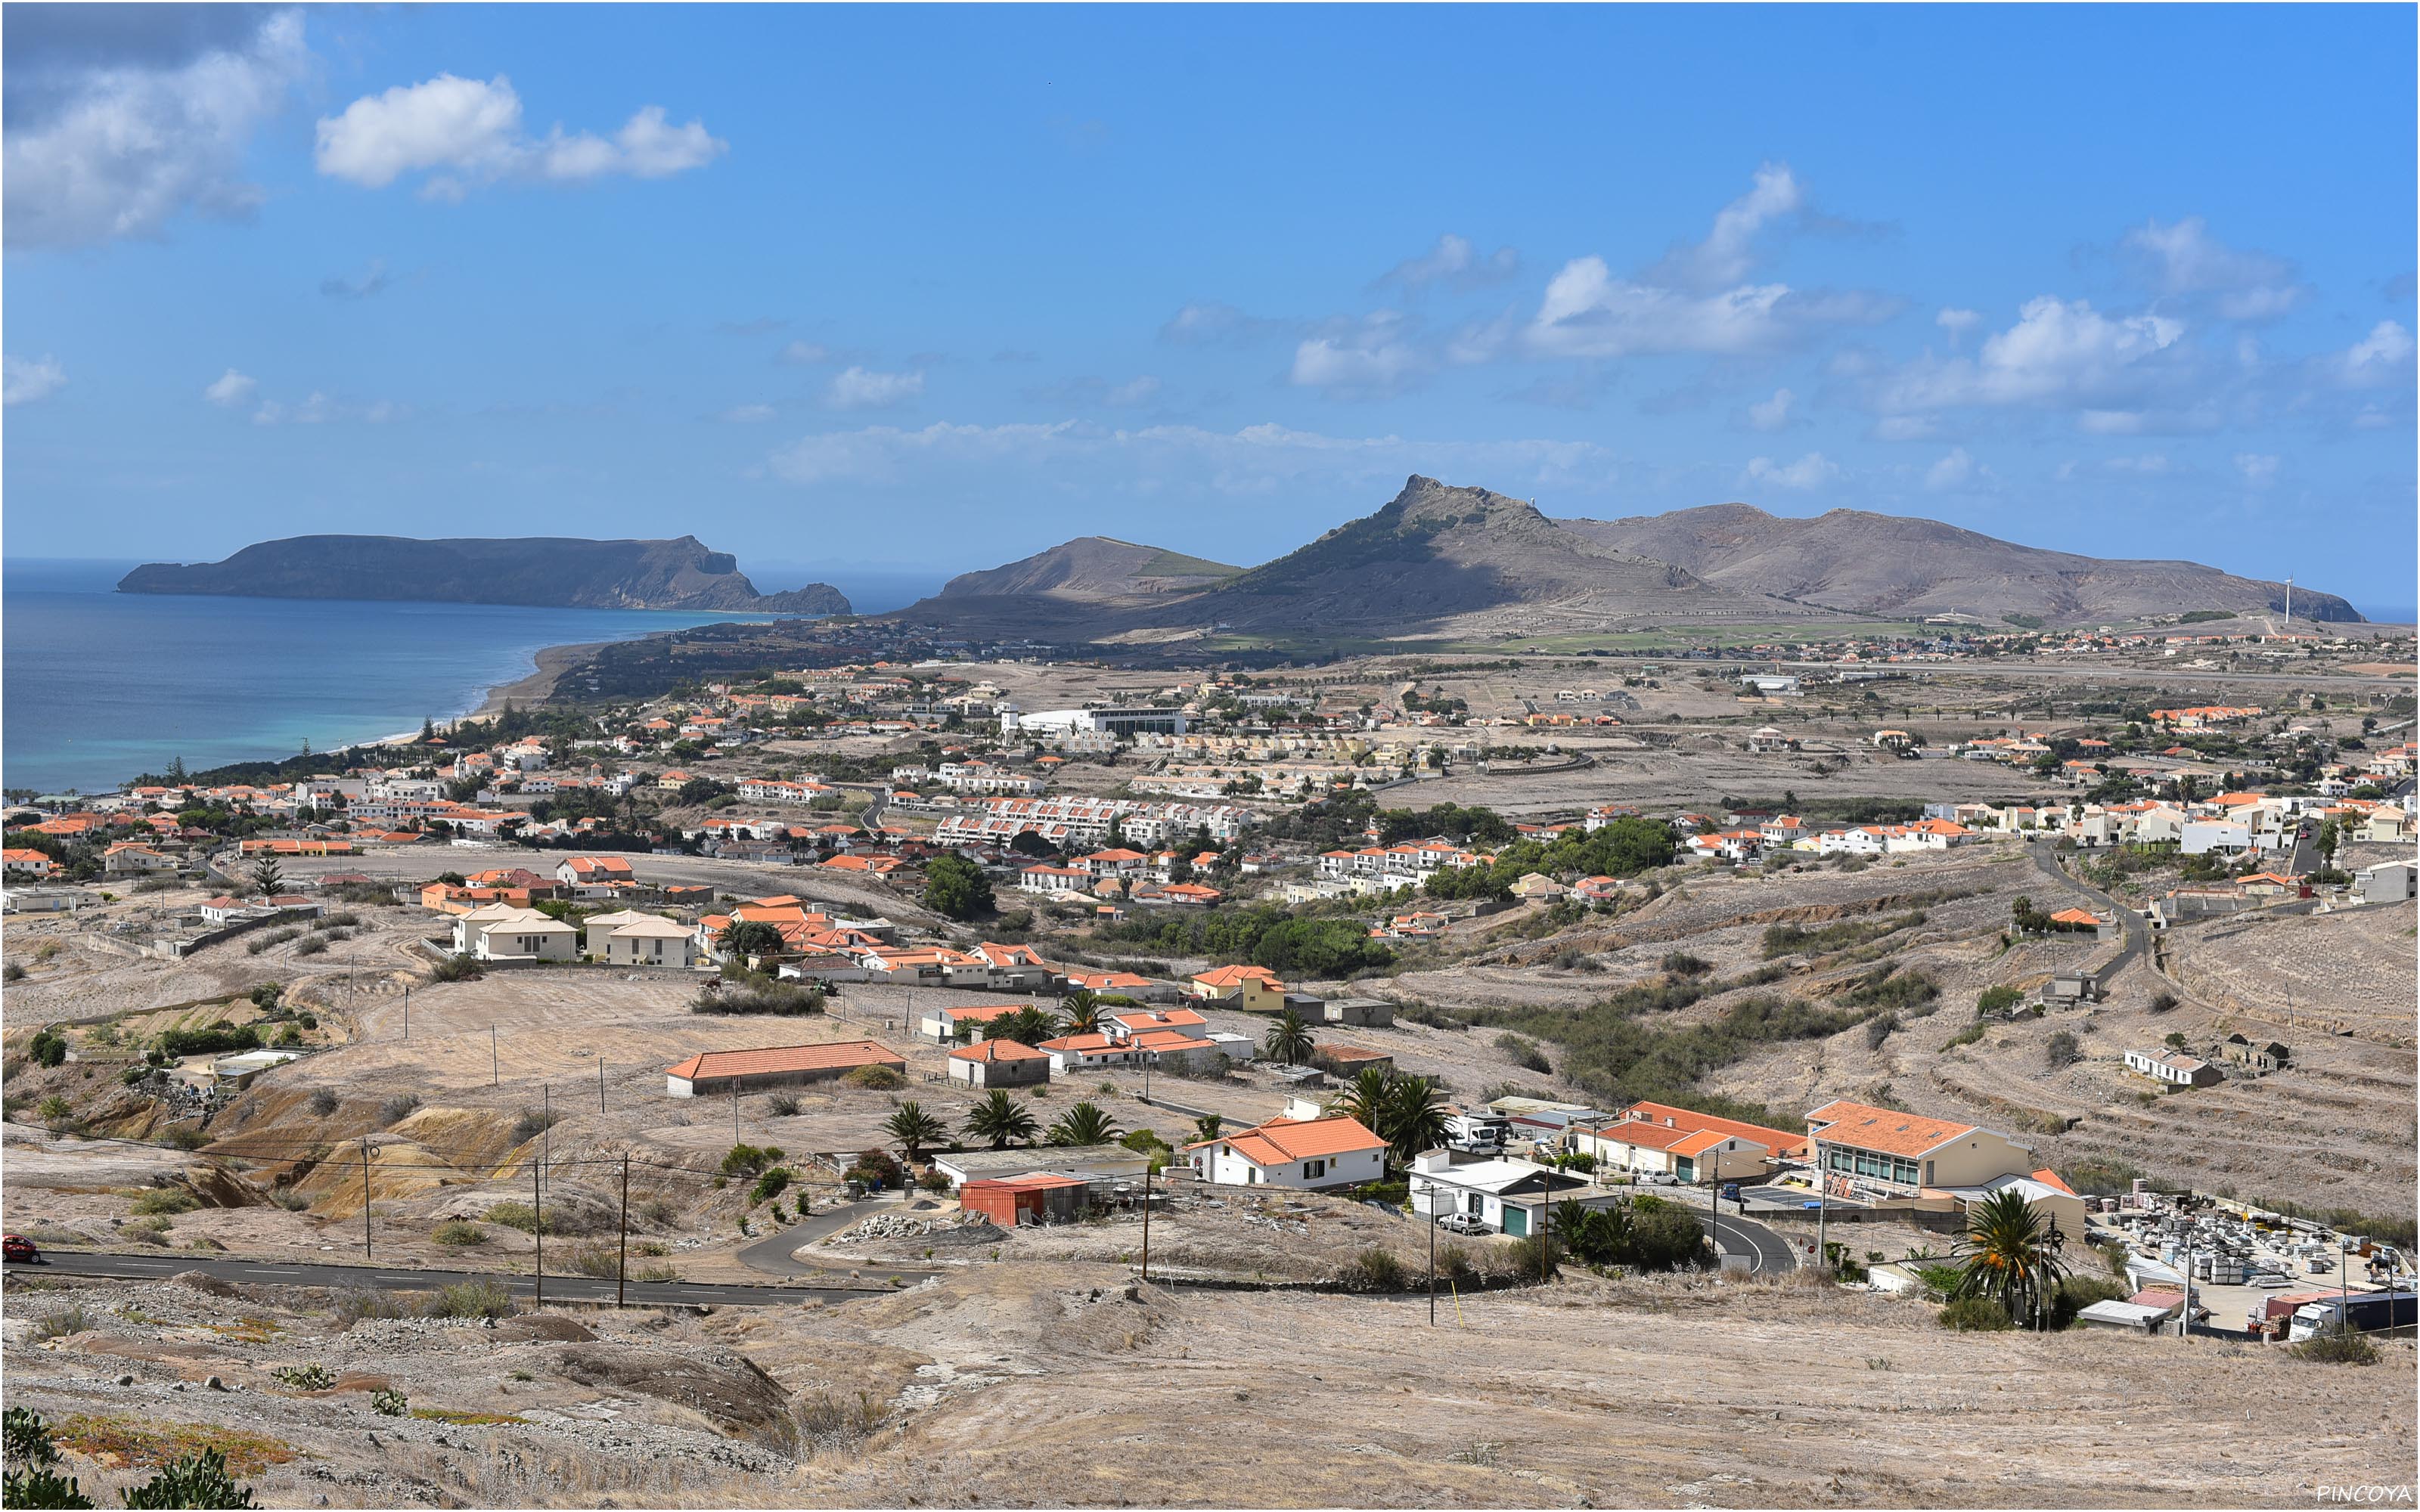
<box><xmin>472</xmin><ymin>637</ymin><xmax>609</xmax><ymax>718</ymax></box>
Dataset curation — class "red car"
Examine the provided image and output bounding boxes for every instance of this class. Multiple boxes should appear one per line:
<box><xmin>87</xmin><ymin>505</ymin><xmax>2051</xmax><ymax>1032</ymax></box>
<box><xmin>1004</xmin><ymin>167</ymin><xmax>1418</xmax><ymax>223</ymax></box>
<box><xmin>2</xmin><ymin>1234</ymin><xmax>42</xmax><ymax>1264</ymax></box>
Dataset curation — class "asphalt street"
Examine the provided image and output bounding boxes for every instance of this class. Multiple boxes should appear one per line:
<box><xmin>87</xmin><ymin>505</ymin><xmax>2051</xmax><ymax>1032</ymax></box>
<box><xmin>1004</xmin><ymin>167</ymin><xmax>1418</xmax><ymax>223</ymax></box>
<box><xmin>6</xmin><ymin>1248</ymin><xmax>892</xmax><ymax>1309</ymax></box>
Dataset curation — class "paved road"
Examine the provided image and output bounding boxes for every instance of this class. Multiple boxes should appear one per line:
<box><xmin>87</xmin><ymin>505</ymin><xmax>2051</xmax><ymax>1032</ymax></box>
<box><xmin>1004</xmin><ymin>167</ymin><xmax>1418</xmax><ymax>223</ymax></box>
<box><xmin>1689</xmin><ymin>1198</ymin><xmax>1799</xmax><ymax>1273</ymax></box>
<box><xmin>5</xmin><ymin>1249</ymin><xmax>892</xmax><ymax>1309</ymax></box>
<box><xmin>2030</xmin><ymin>846</ymin><xmax>2149</xmax><ymax>977</ymax></box>
<box><xmin>734</xmin><ymin>1192</ymin><xmax>933</xmax><ymax>1281</ymax></box>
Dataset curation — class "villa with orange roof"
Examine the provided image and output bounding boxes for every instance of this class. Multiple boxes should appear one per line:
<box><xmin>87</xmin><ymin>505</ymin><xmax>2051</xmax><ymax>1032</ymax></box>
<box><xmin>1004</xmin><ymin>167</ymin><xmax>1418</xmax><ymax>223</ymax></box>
<box><xmin>1804</xmin><ymin>1098</ymin><xmax>2036</xmax><ymax>1201</ymax></box>
<box><xmin>1182</xmin><ymin>1114</ymin><xmax>1387</xmax><ymax>1190</ymax></box>
<box><xmin>1191</xmin><ymin>963</ymin><xmax>1286</xmax><ymax>1012</ymax></box>
<box><xmin>1570</xmin><ymin>1101</ymin><xmax>1807</xmax><ymax>1184</ymax></box>
<box><xmin>2</xmin><ymin>847</ymin><xmax>54</xmax><ymax>878</ymax></box>
<box><xmin>663</xmin><ymin>1040</ymin><xmax>905</xmax><ymax>1098</ymax></box>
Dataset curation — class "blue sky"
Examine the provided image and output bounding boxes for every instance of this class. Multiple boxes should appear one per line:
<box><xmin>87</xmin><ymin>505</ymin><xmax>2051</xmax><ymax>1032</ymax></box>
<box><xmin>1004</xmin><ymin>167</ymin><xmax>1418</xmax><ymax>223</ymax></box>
<box><xmin>6</xmin><ymin>4</ymin><xmax>2415</xmax><ymax>609</ymax></box>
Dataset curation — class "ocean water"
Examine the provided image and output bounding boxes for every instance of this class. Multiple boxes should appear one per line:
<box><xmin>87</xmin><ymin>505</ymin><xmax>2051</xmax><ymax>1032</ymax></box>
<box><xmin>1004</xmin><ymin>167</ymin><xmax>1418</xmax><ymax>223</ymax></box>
<box><xmin>2</xmin><ymin>559</ymin><xmax>796</xmax><ymax>795</ymax></box>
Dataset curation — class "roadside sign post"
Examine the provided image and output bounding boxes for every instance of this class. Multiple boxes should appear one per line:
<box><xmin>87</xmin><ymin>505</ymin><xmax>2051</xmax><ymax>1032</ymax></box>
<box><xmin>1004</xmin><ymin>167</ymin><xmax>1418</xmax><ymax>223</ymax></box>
<box><xmin>532</xmin><ymin>1153</ymin><xmax>543</xmax><ymax>1306</ymax></box>
<box><xmin>616</xmin><ymin>1154</ymin><xmax>629</xmax><ymax>1309</ymax></box>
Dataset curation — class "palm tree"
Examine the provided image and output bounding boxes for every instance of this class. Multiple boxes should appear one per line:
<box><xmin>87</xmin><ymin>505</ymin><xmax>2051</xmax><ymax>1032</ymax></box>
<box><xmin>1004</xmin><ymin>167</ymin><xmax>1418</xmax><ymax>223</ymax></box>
<box><xmin>1059</xmin><ymin>990</ymin><xmax>1103</xmax><ymax>1035</ymax></box>
<box><xmin>985</xmin><ymin>1004</ymin><xmax>1062</xmax><ymax>1047</ymax></box>
<box><xmin>1192</xmin><ymin>1114</ymin><xmax>1224</xmax><ymax>1144</ymax></box>
<box><xmin>1949</xmin><ymin>1188</ymin><xmax>2068</xmax><ymax>1327</ymax></box>
<box><xmin>962</xmin><ymin>1089</ymin><xmax>1038</xmax><ymax>1151</ymax></box>
<box><xmin>1326</xmin><ymin>1065</ymin><xmax>1395</xmax><ymax>1133</ymax></box>
<box><xmin>1264</xmin><ymin>1007</ymin><xmax>1314</xmax><ymax>1066</ymax></box>
<box><xmin>1047</xmin><ymin>1101</ymin><xmax>1121</xmax><ymax>1147</ymax></box>
<box><xmin>1379</xmin><ymin>1074</ymin><xmax>1450</xmax><ymax>1166</ymax></box>
<box><xmin>883</xmin><ymin>1101</ymin><xmax>947</xmax><ymax>1164</ymax></box>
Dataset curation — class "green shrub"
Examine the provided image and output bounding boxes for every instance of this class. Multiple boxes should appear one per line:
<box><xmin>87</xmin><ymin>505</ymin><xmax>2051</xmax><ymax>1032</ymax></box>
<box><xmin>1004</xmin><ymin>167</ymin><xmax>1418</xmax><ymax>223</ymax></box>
<box><xmin>432</xmin><ymin>1220</ymin><xmax>486</xmax><ymax>1247</ymax></box>
<box><xmin>160</xmin><ymin>1126</ymin><xmax>208</xmax><ymax>1151</ymax></box>
<box><xmin>371</xmin><ymin>1389</ymin><xmax>409</xmax><ymax>1416</ymax></box>
<box><xmin>718</xmin><ymin>1143</ymin><xmax>783</xmax><ymax>1179</ymax></box>
<box><xmin>1941</xmin><ymin>1021</ymin><xmax>1987</xmax><ymax>1051</ymax></box>
<box><xmin>2293</xmin><ymin>1327</ymin><xmax>2380</xmax><ymax>1365</ymax></box>
<box><xmin>841</xmin><ymin>1064</ymin><xmax>905</xmax><ymax>1089</ymax></box>
<box><xmin>2052</xmin><ymin>1274</ymin><xmax>2129</xmax><ymax>1328</ymax></box>
<box><xmin>1938</xmin><ymin>1297</ymin><xmax>2012</xmax><ymax>1331</ymax></box>
<box><xmin>423</xmin><ymin>1281</ymin><xmax>513</xmax><ymax>1319</ymax></box>
<box><xmin>427</xmin><ymin>953</ymin><xmax>483</xmax><ymax>983</ymax></box>
<box><xmin>749</xmin><ymin>1167</ymin><xmax>793</xmax><ymax>1206</ymax></box>
<box><xmin>1339</xmin><ymin>1247</ymin><xmax>1407</xmax><ymax>1290</ymax></box>
<box><xmin>306</xmin><ymin>1088</ymin><xmax>340</xmax><ymax>1117</ymax></box>
<box><xmin>1975</xmin><ymin>985</ymin><xmax>2024</xmax><ymax>1018</ymax></box>
<box><xmin>379</xmin><ymin>1094</ymin><xmax>420</xmax><ymax>1126</ymax></box>
<box><xmin>561</xmin><ymin>1243</ymin><xmax>621</xmax><ymax>1279</ymax></box>
<box><xmin>483</xmin><ymin>1201</ymin><xmax>544</xmax><ymax>1233</ymax></box>
<box><xmin>121</xmin><ymin>1447</ymin><xmax>258</xmax><ymax>1510</ymax></box>
<box><xmin>129</xmin><ymin>1188</ymin><xmax>198</xmax><ymax>1216</ymax></box>
<box><xmin>271</xmin><ymin>1364</ymin><xmax>336</xmax><ymax>1390</ymax></box>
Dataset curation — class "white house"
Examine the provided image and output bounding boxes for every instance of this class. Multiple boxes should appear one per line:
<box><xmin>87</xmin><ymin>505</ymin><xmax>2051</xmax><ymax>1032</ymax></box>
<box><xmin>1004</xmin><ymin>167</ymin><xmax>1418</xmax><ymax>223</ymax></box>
<box><xmin>1406</xmin><ymin>1151</ymin><xmax>1619</xmax><ymax>1238</ymax></box>
<box><xmin>1181</xmin><ymin>1115</ymin><xmax>1386</xmax><ymax>1190</ymax></box>
<box><xmin>455</xmin><ymin>903</ymin><xmax>578</xmax><ymax>962</ymax></box>
<box><xmin>594</xmin><ymin>913</ymin><xmax>696</xmax><ymax>968</ymax></box>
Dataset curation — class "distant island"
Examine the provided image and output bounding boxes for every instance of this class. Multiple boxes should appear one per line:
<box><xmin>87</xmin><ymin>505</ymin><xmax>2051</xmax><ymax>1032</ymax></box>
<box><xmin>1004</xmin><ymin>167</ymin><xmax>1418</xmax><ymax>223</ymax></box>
<box><xmin>116</xmin><ymin>534</ymin><xmax>851</xmax><ymax>615</ymax></box>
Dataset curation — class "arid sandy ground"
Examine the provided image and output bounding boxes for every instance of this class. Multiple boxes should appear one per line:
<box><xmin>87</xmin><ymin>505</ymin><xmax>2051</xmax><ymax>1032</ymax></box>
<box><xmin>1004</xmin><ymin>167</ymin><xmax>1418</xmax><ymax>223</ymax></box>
<box><xmin>5</xmin><ymin>1259</ymin><xmax>2412</xmax><ymax>1509</ymax></box>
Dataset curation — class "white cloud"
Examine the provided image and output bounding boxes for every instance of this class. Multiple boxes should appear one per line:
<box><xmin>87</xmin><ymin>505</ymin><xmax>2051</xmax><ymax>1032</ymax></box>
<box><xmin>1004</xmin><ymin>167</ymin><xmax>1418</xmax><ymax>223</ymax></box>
<box><xmin>780</xmin><ymin>341</ymin><xmax>839</xmax><ymax>365</ymax></box>
<box><xmin>1745</xmin><ymin>388</ymin><xmax>1796</xmax><ymax>432</ymax></box>
<box><xmin>720</xmin><ymin>403</ymin><xmax>776</xmax><ymax>423</ymax></box>
<box><xmin>1923</xmin><ymin>448</ymin><xmax>1976</xmax><ymax>491</ymax></box>
<box><xmin>247</xmin><ymin>390</ymin><xmax>401</xmax><ymax>426</ymax></box>
<box><xmin>1290</xmin><ymin>314</ymin><xmax>1425</xmax><ymax>396</ymax></box>
<box><xmin>2332</xmin><ymin>321</ymin><xmax>2414</xmax><ymax>387</ymax></box>
<box><xmin>1103</xmin><ymin>376</ymin><xmax>1162</xmax><ymax>407</ymax></box>
<box><xmin>1877</xmin><ymin>296</ymin><xmax>2184</xmax><ymax>412</ymax></box>
<box><xmin>1743</xmin><ymin>452</ymin><xmax>1839</xmax><ymax>491</ymax></box>
<box><xmin>3</xmin><ymin>355</ymin><xmax>68</xmax><ymax>407</ymax></box>
<box><xmin>1936</xmin><ymin>308</ymin><xmax>1981</xmax><ymax>342</ymax></box>
<box><xmin>315</xmin><ymin>74</ymin><xmax>723</xmax><ymax>196</ymax></box>
<box><xmin>1376</xmin><ymin>233</ymin><xmax>1520</xmax><ymax>292</ymax></box>
<box><xmin>203</xmin><ymin>368</ymin><xmax>256</xmax><ymax>407</ymax></box>
<box><xmin>1159</xmin><ymin>302</ymin><xmax>1294</xmax><ymax>346</ymax></box>
<box><xmin>2122</xmin><ymin>216</ymin><xmax>2304</xmax><ymax>321</ymax></box>
<box><xmin>2104</xmin><ymin>454</ymin><xmax>2170</xmax><ymax>476</ymax></box>
<box><xmin>1525</xmin><ymin>258</ymin><xmax>1885</xmax><ymax>359</ymax></box>
<box><xmin>3</xmin><ymin>10</ymin><xmax>307</xmax><ymax>249</ymax></box>
<box><xmin>765</xmin><ymin>419</ymin><xmax>1614</xmax><ymax>498</ymax></box>
<box><xmin>824</xmin><ymin>367</ymin><xmax>925</xmax><ymax>411</ymax></box>
<box><xmin>2232</xmin><ymin>452</ymin><xmax>2280</xmax><ymax>486</ymax></box>
<box><xmin>1869</xmin><ymin>415</ymin><xmax>1938</xmax><ymax>442</ymax></box>
<box><xmin>1648</xmin><ymin>162</ymin><xmax>1805</xmax><ymax>291</ymax></box>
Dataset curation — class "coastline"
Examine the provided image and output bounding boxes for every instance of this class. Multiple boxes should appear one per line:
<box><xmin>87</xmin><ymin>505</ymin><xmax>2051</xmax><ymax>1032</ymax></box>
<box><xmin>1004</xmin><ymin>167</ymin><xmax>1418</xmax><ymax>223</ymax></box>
<box><xmin>472</xmin><ymin>638</ymin><xmax>607</xmax><ymax>719</ymax></box>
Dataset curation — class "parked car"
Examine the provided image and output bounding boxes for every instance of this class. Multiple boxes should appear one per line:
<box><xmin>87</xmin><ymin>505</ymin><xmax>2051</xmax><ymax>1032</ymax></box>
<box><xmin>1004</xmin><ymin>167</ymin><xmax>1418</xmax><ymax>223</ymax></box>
<box><xmin>2</xmin><ymin>1234</ymin><xmax>42</xmax><ymax>1264</ymax></box>
<box><xmin>1720</xmin><ymin>1182</ymin><xmax>1742</xmax><ymax>1203</ymax></box>
<box><xmin>1435</xmin><ymin>1213</ymin><xmax>1488</xmax><ymax>1236</ymax></box>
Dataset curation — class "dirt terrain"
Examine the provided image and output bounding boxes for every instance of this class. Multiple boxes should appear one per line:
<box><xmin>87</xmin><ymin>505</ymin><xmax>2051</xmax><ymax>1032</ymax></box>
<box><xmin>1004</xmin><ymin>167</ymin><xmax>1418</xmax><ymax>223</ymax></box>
<box><xmin>5</xmin><ymin>1259</ymin><xmax>2411</xmax><ymax>1509</ymax></box>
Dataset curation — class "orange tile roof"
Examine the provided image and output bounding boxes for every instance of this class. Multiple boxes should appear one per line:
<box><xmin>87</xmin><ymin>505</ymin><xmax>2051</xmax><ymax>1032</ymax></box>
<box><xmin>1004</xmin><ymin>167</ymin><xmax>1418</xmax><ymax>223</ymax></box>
<box><xmin>2030</xmin><ymin>1167</ymin><xmax>2077</xmax><ymax>1196</ymax></box>
<box><xmin>664</xmin><ymin>1041</ymin><xmax>904</xmax><ymax>1082</ymax></box>
<box><xmin>1806</xmin><ymin>1100</ymin><xmax>1979</xmax><ymax>1158</ymax></box>
<box><xmin>949</xmin><ymin>1039</ymin><xmax>1049</xmax><ymax>1063</ymax></box>
<box><xmin>1194</xmin><ymin>964</ymin><xmax>1280</xmax><ymax>989</ymax></box>
<box><xmin>1586</xmin><ymin>1101</ymin><xmax>1807</xmax><ymax>1158</ymax></box>
<box><xmin>1190</xmin><ymin>1115</ymin><xmax>1385</xmax><ymax>1163</ymax></box>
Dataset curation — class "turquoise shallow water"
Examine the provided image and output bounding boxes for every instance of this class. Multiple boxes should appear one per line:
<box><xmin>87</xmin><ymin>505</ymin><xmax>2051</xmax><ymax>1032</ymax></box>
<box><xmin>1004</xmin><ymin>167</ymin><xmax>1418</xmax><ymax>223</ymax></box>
<box><xmin>2</xmin><ymin>559</ymin><xmax>782</xmax><ymax>795</ymax></box>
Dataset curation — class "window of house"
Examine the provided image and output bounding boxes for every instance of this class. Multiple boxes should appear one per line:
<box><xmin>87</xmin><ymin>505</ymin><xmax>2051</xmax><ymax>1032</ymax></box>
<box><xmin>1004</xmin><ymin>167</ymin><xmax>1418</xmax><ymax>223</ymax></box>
<box><xmin>1303</xmin><ymin>1160</ymin><xmax>1326</xmax><ymax>1180</ymax></box>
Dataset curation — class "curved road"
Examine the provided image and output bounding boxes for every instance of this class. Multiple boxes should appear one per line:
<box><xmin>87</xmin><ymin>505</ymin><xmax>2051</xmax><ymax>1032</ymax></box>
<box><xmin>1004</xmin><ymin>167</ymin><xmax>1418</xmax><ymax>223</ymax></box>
<box><xmin>2028</xmin><ymin>845</ymin><xmax>2149</xmax><ymax>977</ymax></box>
<box><xmin>734</xmin><ymin>1191</ymin><xmax>933</xmax><ymax>1284</ymax></box>
<box><xmin>1684</xmin><ymin>1194</ymin><xmax>1798</xmax><ymax>1272</ymax></box>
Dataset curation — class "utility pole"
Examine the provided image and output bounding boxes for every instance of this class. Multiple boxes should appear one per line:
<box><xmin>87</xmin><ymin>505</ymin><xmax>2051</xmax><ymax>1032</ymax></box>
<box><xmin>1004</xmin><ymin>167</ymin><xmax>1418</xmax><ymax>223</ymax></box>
<box><xmin>1540</xmin><ymin>1188</ymin><xmax>1551</xmax><ymax>1285</ymax></box>
<box><xmin>541</xmin><ymin>1085</ymin><xmax>551</xmax><ymax>1210</ymax></box>
<box><xmin>1814</xmin><ymin>1139</ymin><xmax>1828</xmax><ymax>1272</ymax></box>
<box><xmin>361</xmin><ymin>1138</ymin><xmax>373</xmax><ymax>1259</ymax></box>
<box><xmin>1428</xmin><ymin>1201</ymin><xmax>1437</xmax><ymax>1326</ymax></box>
<box><xmin>491</xmin><ymin>1024</ymin><xmax>498</xmax><ymax>1087</ymax></box>
<box><xmin>732</xmin><ymin>1083</ymin><xmax>740</xmax><ymax>1145</ymax></box>
<box><xmin>599</xmin><ymin>1058</ymin><xmax>607</xmax><ymax>1114</ymax></box>
<box><xmin>532</xmin><ymin>1154</ymin><xmax>543</xmax><ymax>1307</ymax></box>
<box><xmin>617</xmin><ymin>1154</ymin><xmax>630</xmax><ymax>1309</ymax></box>
<box><xmin>403</xmin><ymin>985</ymin><xmax>409</xmax><ymax>1041</ymax></box>
<box><xmin>1138</xmin><ymin>1160</ymin><xmax>1151</xmax><ymax>1284</ymax></box>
